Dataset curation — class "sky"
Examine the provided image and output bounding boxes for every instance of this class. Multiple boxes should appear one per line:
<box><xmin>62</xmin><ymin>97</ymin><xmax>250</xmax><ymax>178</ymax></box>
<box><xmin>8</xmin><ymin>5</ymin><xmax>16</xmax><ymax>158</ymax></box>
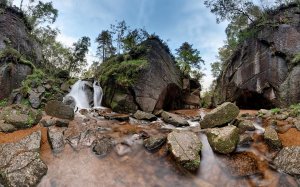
<box><xmin>14</xmin><ymin>0</ymin><xmax>228</xmax><ymax>91</ymax></box>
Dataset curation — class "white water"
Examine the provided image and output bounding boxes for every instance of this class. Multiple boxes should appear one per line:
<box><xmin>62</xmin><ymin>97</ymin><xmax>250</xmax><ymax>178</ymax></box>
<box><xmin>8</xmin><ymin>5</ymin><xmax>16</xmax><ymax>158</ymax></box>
<box><xmin>93</xmin><ymin>81</ymin><xmax>103</xmax><ymax>108</ymax></box>
<box><xmin>64</xmin><ymin>80</ymin><xmax>103</xmax><ymax>110</ymax></box>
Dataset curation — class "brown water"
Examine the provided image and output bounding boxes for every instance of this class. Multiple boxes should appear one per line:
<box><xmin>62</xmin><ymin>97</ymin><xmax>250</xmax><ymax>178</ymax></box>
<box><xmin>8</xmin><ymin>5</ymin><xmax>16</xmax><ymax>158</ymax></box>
<box><xmin>1</xmin><ymin>109</ymin><xmax>299</xmax><ymax>187</ymax></box>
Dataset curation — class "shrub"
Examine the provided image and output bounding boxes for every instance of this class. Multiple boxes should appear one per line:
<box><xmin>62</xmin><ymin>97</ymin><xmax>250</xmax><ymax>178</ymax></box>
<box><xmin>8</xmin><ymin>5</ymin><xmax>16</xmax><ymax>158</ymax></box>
<box><xmin>289</xmin><ymin>103</ymin><xmax>300</xmax><ymax>117</ymax></box>
<box><xmin>270</xmin><ymin>108</ymin><xmax>281</xmax><ymax>115</ymax></box>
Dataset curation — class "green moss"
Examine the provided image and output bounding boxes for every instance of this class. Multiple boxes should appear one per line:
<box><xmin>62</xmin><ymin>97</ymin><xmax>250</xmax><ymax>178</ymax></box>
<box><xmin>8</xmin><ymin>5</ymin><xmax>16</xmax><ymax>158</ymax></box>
<box><xmin>270</xmin><ymin>108</ymin><xmax>281</xmax><ymax>115</ymax></box>
<box><xmin>292</xmin><ymin>53</ymin><xmax>300</xmax><ymax>65</ymax></box>
<box><xmin>21</xmin><ymin>69</ymin><xmax>45</xmax><ymax>94</ymax></box>
<box><xmin>98</xmin><ymin>59</ymin><xmax>148</xmax><ymax>87</ymax></box>
<box><xmin>0</xmin><ymin>99</ymin><xmax>7</xmax><ymax>107</ymax></box>
<box><xmin>0</xmin><ymin>48</ymin><xmax>36</xmax><ymax>69</ymax></box>
<box><xmin>289</xmin><ymin>103</ymin><xmax>300</xmax><ymax>117</ymax></box>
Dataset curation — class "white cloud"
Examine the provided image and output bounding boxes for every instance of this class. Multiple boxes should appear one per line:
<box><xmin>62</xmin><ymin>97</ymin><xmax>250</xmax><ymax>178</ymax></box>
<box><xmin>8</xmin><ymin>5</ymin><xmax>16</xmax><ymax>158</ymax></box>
<box><xmin>56</xmin><ymin>34</ymin><xmax>77</xmax><ymax>47</ymax></box>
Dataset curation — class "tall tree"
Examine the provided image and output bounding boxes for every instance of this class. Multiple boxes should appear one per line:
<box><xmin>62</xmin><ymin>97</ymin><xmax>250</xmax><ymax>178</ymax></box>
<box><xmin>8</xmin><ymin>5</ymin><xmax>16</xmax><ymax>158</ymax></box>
<box><xmin>110</xmin><ymin>20</ymin><xmax>128</xmax><ymax>54</ymax></box>
<box><xmin>175</xmin><ymin>42</ymin><xmax>204</xmax><ymax>78</ymax></box>
<box><xmin>28</xmin><ymin>1</ymin><xmax>58</xmax><ymax>27</ymax></box>
<box><xmin>122</xmin><ymin>28</ymin><xmax>149</xmax><ymax>52</ymax></box>
<box><xmin>68</xmin><ymin>36</ymin><xmax>91</xmax><ymax>75</ymax></box>
<box><xmin>96</xmin><ymin>30</ymin><xmax>115</xmax><ymax>62</ymax></box>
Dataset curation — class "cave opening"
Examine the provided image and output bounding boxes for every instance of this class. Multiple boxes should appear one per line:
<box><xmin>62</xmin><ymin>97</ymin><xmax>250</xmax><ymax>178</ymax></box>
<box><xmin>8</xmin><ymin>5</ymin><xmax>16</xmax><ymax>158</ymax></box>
<box><xmin>236</xmin><ymin>90</ymin><xmax>275</xmax><ymax>109</ymax></box>
<box><xmin>155</xmin><ymin>83</ymin><xmax>182</xmax><ymax>111</ymax></box>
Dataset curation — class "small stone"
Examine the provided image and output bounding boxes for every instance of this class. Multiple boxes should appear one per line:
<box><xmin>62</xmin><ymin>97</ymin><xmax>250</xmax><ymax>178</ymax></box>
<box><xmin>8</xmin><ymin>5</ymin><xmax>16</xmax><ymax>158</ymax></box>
<box><xmin>37</xmin><ymin>85</ymin><xmax>46</xmax><ymax>93</ymax></box>
<box><xmin>239</xmin><ymin>134</ymin><xmax>254</xmax><ymax>146</ymax></box>
<box><xmin>133</xmin><ymin>110</ymin><xmax>157</xmax><ymax>121</ymax></box>
<box><xmin>79</xmin><ymin>109</ymin><xmax>89</xmax><ymax>115</ymax></box>
<box><xmin>92</xmin><ymin>136</ymin><xmax>114</xmax><ymax>157</ymax></box>
<box><xmin>47</xmin><ymin>126</ymin><xmax>65</xmax><ymax>153</ymax></box>
<box><xmin>0</xmin><ymin>120</ymin><xmax>16</xmax><ymax>133</ymax></box>
<box><xmin>115</xmin><ymin>144</ymin><xmax>132</xmax><ymax>156</ymax></box>
<box><xmin>143</xmin><ymin>134</ymin><xmax>166</xmax><ymax>152</ymax></box>
<box><xmin>60</xmin><ymin>82</ymin><xmax>70</xmax><ymax>92</ymax></box>
<box><xmin>40</xmin><ymin>118</ymin><xmax>56</xmax><ymax>127</ymax></box>
<box><xmin>238</xmin><ymin>120</ymin><xmax>255</xmax><ymax>133</ymax></box>
<box><xmin>103</xmin><ymin>113</ymin><xmax>130</xmax><ymax>121</ymax></box>
<box><xmin>207</xmin><ymin>125</ymin><xmax>239</xmax><ymax>154</ymax></box>
<box><xmin>161</xmin><ymin>111</ymin><xmax>188</xmax><ymax>127</ymax></box>
<box><xmin>167</xmin><ymin>131</ymin><xmax>202</xmax><ymax>171</ymax></box>
<box><xmin>275</xmin><ymin>114</ymin><xmax>289</xmax><ymax>120</ymax></box>
<box><xmin>55</xmin><ymin>119</ymin><xmax>70</xmax><ymax>127</ymax></box>
<box><xmin>264</xmin><ymin>126</ymin><xmax>282</xmax><ymax>149</ymax></box>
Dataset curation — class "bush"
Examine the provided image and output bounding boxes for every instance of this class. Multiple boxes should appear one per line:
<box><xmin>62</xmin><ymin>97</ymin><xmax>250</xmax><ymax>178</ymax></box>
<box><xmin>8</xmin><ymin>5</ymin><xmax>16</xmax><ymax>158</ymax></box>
<box><xmin>270</xmin><ymin>108</ymin><xmax>281</xmax><ymax>115</ymax></box>
<box><xmin>289</xmin><ymin>103</ymin><xmax>300</xmax><ymax>117</ymax></box>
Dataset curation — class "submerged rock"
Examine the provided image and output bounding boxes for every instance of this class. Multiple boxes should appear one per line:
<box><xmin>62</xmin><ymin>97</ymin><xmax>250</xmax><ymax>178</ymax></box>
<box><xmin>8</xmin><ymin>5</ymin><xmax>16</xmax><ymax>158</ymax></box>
<box><xmin>264</xmin><ymin>126</ymin><xmax>282</xmax><ymax>149</ymax></box>
<box><xmin>143</xmin><ymin>134</ymin><xmax>166</xmax><ymax>152</ymax></box>
<box><xmin>207</xmin><ymin>125</ymin><xmax>239</xmax><ymax>154</ymax></box>
<box><xmin>167</xmin><ymin>131</ymin><xmax>202</xmax><ymax>171</ymax></box>
<box><xmin>238</xmin><ymin>120</ymin><xmax>255</xmax><ymax>133</ymax></box>
<box><xmin>92</xmin><ymin>136</ymin><xmax>114</xmax><ymax>157</ymax></box>
<box><xmin>161</xmin><ymin>111</ymin><xmax>188</xmax><ymax>127</ymax></box>
<box><xmin>274</xmin><ymin>146</ymin><xmax>300</xmax><ymax>175</ymax></box>
<box><xmin>47</xmin><ymin>126</ymin><xmax>66</xmax><ymax>153</ymax></box>
<box><xmin>200</xmin><ymin>102</ymin><xmax>239</xmax><ymax>129</ymax></box>
<box><xmin>103</xmin><ymin>113</ymin><xmax>130</xmax><ymax>121</ymax></box>
<box><xmin>239</xmin><ymin>134</ymin><xmax>254</xmax><ymax>146</ymax></box>
<box><xmin>133</xmin><ymin>110</ymin><xmax>157</xmax><ymax>121</ymax></box>
<box><xmin>45</xmin><ymin>100</ymin><xmax>74</xmax><ymax>120</ymax></box>
<box><xmin>0</xmin><ymin>131</ymin><xmax>47</xmax><ymax>187</ymax></box>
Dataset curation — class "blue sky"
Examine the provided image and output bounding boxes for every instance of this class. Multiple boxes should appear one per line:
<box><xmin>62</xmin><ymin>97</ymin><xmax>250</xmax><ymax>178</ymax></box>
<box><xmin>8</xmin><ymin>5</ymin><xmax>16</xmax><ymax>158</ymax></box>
<box><xmin>14</xmin><ymin>0</ymin><xmax>228</xmax><ymax>90</ymax></box>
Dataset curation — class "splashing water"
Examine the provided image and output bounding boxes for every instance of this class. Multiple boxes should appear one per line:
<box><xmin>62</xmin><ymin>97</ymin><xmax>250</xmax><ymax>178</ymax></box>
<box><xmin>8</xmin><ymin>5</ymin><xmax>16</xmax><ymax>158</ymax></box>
<box><xmin>93</xmin><ymin>81</ymin><xmax>103</xmax><ymax>108</ymax></box>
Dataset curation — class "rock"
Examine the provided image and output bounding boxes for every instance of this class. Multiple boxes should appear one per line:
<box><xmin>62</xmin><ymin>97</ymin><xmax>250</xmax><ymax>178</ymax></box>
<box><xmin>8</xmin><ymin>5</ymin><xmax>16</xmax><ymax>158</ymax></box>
<box><xmin>143</xmin><ymin>134</ymin><xmax>166</xmax><ymax>152</ymax></box>
<box><xmin>0</xmin><ymin>131</ymin><xmax>47</xmax><ymax>187</ymax></box>
<box><xmin>100</xmin><ymin>38</ymin><xmax>182</xmax><ymax>113</ymax></box>
<box><xmin>258</xmin><ymin>109</ymin><xmax>272</xmax><ymax>118</ymax></box>
<box><xmin>0</xmin><ymin>120</ymin><xmax>16</xmax><ymax>133</ymax></box>
<box><xmin>45</xmin><ymin>100</ymin><xmax>74</xmax><ymax>120</ymax></box>
<box><xmin>167</xmin><ymin>131</ymin><xmax>202</xmax><ymax>171</ymax></box>
<box><xmin>103</xmin><ymin>113</ymin><xmax>130</xmax><ymax>121</ymax></box>
<box><xmin>239</xmin><ymin>134</ymin><xmax>254</xmax><ymax>146</ymax></box>
<box><xmin>79</xmin><ymin>109</ymin><xmax>89</xmax><ymax>115</ymax></box>
<box><xmin>200</xmin><ymin>102</ymin><xmax>239</xmax><ymax>129</ymax></box>
<box><xmin>60</xmin><ymin>82</ymin><xmax>70</xmax><ymax>92</ymax></box>
<box><xmin>92</xmin><ymin>136</ymin><xmax>114</xmax><ymax>157</ymax></box>
<box><xmin>238</xmin><ymin>120</ymin><xmax>256</xmax><ymax>133</ymax></box>
<box><xmin>115</xmin><ymin>144</ymin><xmax>132</xmax><ymax>156</ymax></box>
<box><xmin>207</xmin><ymin>125</ymin><xmax>239</xmax><ymax>154</ymax></box>
<box><xmin>274</xmin><ymin>146</ymin><xmax>300</xmax><ymax>175</ymax></box>
<box><xmin>218</xmin><ymin>152</ymin><xmax>260</xmax><ymax>177</ymax></box>
<box><xmin>213</xmin><ymin>5</ymin><xmax>300</xmax><ymax>108</ymax></box>
<box><xmin>161</xmin><ymin>111</ymin><xmax>188</xmax><ymax>127</ymax></box>
<box><xmin>295</xmin><ymin>121</ymin><xmax>300</xmax><ymax>131</ymax></box>
<box><xmin>47</xmin><ymin>126</ymin><xmax>65</xmax><ymax>153</ymax></box>
<box><xmin>29</xmin><ymin>91</ymin><xmax>41</xmax><ymax>109</ymax></box>
<box><xmin>0</xmin><ymin>104</ymin><xmax>42</xmax><ymax>130</ymax></box>
<box><xmin>133</xmin><ymin>110</ymin><xmax>157</xmax><ymax>121</ymax></box>
<box><xmin>55</xmin><ymin>119</ymin><xmax>70</xmax><ymax>127</ymax></box>
<box><xmin>39</xmin><ymin>118</ymin><xmax>56</xmax><ymax>127</ymax></box>
<box><xmin>264</xmin><ymin>126</ymin><xmax>282</xmax><ymax>149</ymax></box>
<box><xmin>37</xmin><ymin>85</ymin><xmax>45</xmax><ymax>93</ymax></box>
<box><xmin>275</xmin><ymin>114</ymin><xmax>289</xmax><ymax>120</ymax></box>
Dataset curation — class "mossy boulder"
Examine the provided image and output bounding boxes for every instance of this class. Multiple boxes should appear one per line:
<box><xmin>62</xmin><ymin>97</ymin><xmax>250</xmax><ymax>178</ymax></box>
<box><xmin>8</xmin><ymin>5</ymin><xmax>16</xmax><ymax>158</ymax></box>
<box><xmin>237</xmin><ymin>120</ymin><xmax>256</xmax><ymax>133</ymax></box>
<box><xmin>167</xmin><ymin>131</ymin><xmax>202</xmax><ymax>171</ymax></box>
<box><xmin>201</xmin><ymin>102</ymin><xmax>239</xmax><ymax>129</ymax></box>
<box><xmin>264</xmin><ymin>126</ymin><xmax>282</xmax><ymax>149</ymax></box>
<box><xmin>207</xmin><ymin>125</ymin><xmax>239</xmax><ymax>154</ymax></box>
<box><xmin>161</xmin><ymin>111</ymin><xmax>188</xmax><ymax>127</ymax></box>
<box><xmin>0</xmin><ymin>104</ymin><xmax>42</xmax><ymax>130</ymax></box>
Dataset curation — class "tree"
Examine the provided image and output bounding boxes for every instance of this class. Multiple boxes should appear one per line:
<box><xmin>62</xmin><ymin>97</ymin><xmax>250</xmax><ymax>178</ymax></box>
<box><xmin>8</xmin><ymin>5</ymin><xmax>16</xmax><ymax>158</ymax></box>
<box><xmin>175</xmin><ymin>42</ymin><xmax>204</xmax><ymax>78</ymax></box>
<box><xmin>211</xmin><ymin>61</ymin><xmax>222</xmax><ymax>78</ymax></box>
<box><xmin>122</xmin><ymin>28</ymin><xmax>149</xmax><ymax>52</ymax></box>
<box><xmin>110</xmin><ymin>20</ymin><xmax>128</xmax><ymax>54</ymax></box>
<box><xmin>68</xmin><ymin>36</ymin><xmax>91</xmax><ymax>76</ymax></box>
<box><xmin>28</xmin><ymin>1</ymin><xmax>58</xmax><ymax>27</ymax></box>
<box><xmin>96</xmin><ymin>30</ymin><xmax>115</xmax><ymax>62</ymax></box>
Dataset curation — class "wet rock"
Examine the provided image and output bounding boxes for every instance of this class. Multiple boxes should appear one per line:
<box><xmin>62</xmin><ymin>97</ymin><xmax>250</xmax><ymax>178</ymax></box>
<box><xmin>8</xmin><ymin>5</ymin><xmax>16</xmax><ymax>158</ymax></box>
<box><xmin>0</xmin><ymin>120</ymin><xmax>16</xmax><ymax>133</ymax></box>
<box><xmin>207</xmin><ymin>125</ymin><xmax>239</xmax><ymax>154</ymax></box>
<box><xmin>218</xmin><ymin>152</ymin><xmax>260</xmax><ymax>177</ymax></box>
<box><xmin>29</xmin><ymin>91</ymin><xmax>41</xmax><ymax>109</ymax></box>
<box><xmin>264</xmin><ymin>126</ymin><xmax>282</xmax><ymax>149</ymax></box>
<box><xmin>92</xmin><ymin>136</ymin><xmax>114</xmax><ymax>157</ymax></box>
<box><xmin>161</xmin><ymin>111</ymin><xmax>188</xmax><ymax>127</ymax></box>
<box><xmin>0</xmin><ymin>131</ymin><xmax>47</xmax><ymax>187</ymax></box>
<box><xmin>103</xmin><ymin>113</ymin><xmax>130</xmax><ymax>121</ymax></box>
<box><xmin>79</xmin><ymin>109</ymin><xmax>89</xmax><ymax>115</ymax></box>
<box><xmin>144</xmin><ymin>134</ymin><xmax>166</xmax><ymax>152</ymax></box>
<box><xmin>238</xmin><ymin>120</ymin><xmax>255</xmax><ymax>133</ymax></box>
<box><xmin>40</xmin><ymin>118</ymin><xmax>56</xmax><ymax>127</ymax></box>
<box><xmin>274</xmin><ymin>146</ymin><xmax>300</xmax><ymax>175</ymax></box>
<box><xmin>47</xmin><ymin>126</ymin><xmax>65</xmax><ymax>153</ymax></box>
<box><xmin>0</xmin><ymin>104</ymin><xmax>42</xmax><ymax>130</ymax></box>
<box><xmin>115</xmin><ymin>144</ymin><xmax>132</xmax><ymax>156</ymax></box>
<box><xmin>275</xmin><ymin>114</ymin><xmax>289</xmax><ymax>120</ymax></box>
<box><xmin>55</xmin><ymin>119</ymin><xmax>70</xmax><ymax>127</ymax></box>
<box><xmin>45</xmin><ymin>100</ymin><xmax>74</xmax><ymax>120</ymax></box>
<box><xmin>133</xmin><ymin>110</ymin><xmax>157</xmax><ymax>121</ymax></box>
<box><xmin>258</xmin><ymin>109</ymin><xmax>272</xmax><ymax>118</ymax></box>
<box><xmin>200</xmin><ymin>102</ymin><xmax>239</xmax><ymax>129</ymax></box>
<box><xmin>239</xmin><ymin>134</ymin><xmax>254</xmax><ymax>146</ymax></box>
<box><xmin>167</xmin><ymin>131</ymin><xmax>202</xmax><ymax>171</ymax></box>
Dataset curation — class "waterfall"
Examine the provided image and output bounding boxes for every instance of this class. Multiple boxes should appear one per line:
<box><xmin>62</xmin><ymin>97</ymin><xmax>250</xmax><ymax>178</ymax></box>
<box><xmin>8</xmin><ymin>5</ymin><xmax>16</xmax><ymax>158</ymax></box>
<box><xmin>64</xmin><ymin>80</ymin><xmax>104</xmax><ymax>111</ymax></box>
<box><xmin>93</xmin><ymin>81</ymin><xmax>103</xmax><ymax>108</ymax></box>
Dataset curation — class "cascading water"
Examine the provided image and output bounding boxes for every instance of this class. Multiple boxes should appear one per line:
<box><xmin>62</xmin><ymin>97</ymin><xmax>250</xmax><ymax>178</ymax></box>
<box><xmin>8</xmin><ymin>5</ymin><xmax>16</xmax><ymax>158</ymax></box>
<box><xmin>63</xmin><ymin>80</ymin><xmax>103</xmax><ymax>111</ymax></box>
<box><xmin>93</xmin><ymin>81</ymin><xmax>103</xmax><ymax>108</ymax></box>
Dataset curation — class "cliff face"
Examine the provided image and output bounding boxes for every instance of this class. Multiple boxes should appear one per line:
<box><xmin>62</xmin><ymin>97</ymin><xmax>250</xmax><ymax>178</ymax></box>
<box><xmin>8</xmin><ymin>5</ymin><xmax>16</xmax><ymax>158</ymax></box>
<box><xmin>0</xmin><ymin>7</ymin><xmax>42</xmax><ymax>100</ymax></box>
<box><xmin>214</xmin><ymin>4</ymin><xmax>300</xmax><ymax>109</ymax></box>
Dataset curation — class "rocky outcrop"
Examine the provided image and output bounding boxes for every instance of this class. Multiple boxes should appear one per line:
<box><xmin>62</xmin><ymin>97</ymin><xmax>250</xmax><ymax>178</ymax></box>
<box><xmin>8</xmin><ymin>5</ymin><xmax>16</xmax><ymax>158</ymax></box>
<box><xmin>167</xmin><ymin>131</ymin><xmax>202</xmax><ymax>171</ymax></box>
<box><xmin>0</xmin><ymin>131</ymin><xmax>47</xmax><ymax>187</ymax></box>
<box><xmin>0</xmin><ymin>7</ymin><xmax>42</xmax><ymax>100</ymax></box>
<box><xmin>214</xmin><ymin>4</ymin><xmax>300</xmax><ymax>109</ymax></box>
<box><xmin>100</xmin><ymin>38</ymin><xmax>183</xmax><ymax>113</ymax></box>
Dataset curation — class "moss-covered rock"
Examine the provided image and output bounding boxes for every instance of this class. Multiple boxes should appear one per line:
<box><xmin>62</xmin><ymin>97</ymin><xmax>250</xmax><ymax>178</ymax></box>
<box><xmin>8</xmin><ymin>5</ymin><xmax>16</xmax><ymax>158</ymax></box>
<box><xmin>207</xmin><ymin>125</ymin><xmax>239</xmax><ymax>154</ymax></box>
<box><xmin>201</xmin><ymin>102</ymin><xmax>240</xmax><ymax>129</ymax></box>
<box><xmin>264</xmin><ymin>126</ymin><xmax>282</xmax><ymax>149</ymax></box>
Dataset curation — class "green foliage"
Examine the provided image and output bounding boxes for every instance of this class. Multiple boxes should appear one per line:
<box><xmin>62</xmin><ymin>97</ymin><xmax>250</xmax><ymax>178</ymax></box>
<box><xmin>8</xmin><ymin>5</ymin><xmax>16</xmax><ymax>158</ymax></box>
<box><xmin>0</xmin><ymin>47</ymin><xmax>36</xmax><ymax>69</ymax></box>
<box><xmin>292</xmin><ymin>53</ymin><xmax>300</xmax><ymax>64</ymax></box>
<box><xmin>0</xmin><ymin>99</ymin><xmax>8</xmax><ymax>107</ymax></box>
<box><xmin>27</xmin><ymin>1</ymin><xmax>58</xmax><ymax>27</ymax></box>
<box><xmin>270</xmin><ymin>108</ymin><xmax>281</xmax><ymax>114</ymax></box>
<box><xmin>289</xmin><ymin>103</ymin><xmax>300</xmax><ymax>116</ymax></box>
<box><xmin>21</xmin><ymin>69</ymin><xmax>45</xmax><ymax>94</ymax></box>
<box><xmin>96</xmin><ymin>30</ymin><xmax>115</xmax><ymax>62</ymax></box>
<box><xmin>98</xmin><ymin>59</ymin><xmax>148</xmax><ymax>87</ymax></box>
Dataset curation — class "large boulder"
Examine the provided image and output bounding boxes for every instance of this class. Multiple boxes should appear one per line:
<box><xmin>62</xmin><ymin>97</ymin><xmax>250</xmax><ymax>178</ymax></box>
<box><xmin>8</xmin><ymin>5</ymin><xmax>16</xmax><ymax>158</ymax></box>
<box><xmin>213</xmin><ymin>4</ymin><xmax>300</xmax><ymax>109</ymax></box>
<box><xmin>99</xmin><ymin>38</ymin><xmax>183</xmax><ymax>113</ymax></box>
<box><xmin>273</xmin><ymin>146</ymin><xmax>300</xmax><ymax>175</ymax></box>
<box><xmin>200</xmin><ymin>102</ymin><xmax>239</xmax><ymax>129</ymax></box>
<box><xmin>0</xmin><ymin>131</ymin><xmax>47</xmax><ymax>187</ymax></box>
<box><xmin>207</xmin><ymin>125</ymin><xmax>239</xmax><ymax>154</ymax></box>
<box><xmin>45</xmin><ymin>100</ymin><xmax>74</xmax><ymax>120</ymax></box>
<box><xmin>167</xmin><ymin>131</ymin><xmax>202</xmax><ymax>171</ymax></box>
